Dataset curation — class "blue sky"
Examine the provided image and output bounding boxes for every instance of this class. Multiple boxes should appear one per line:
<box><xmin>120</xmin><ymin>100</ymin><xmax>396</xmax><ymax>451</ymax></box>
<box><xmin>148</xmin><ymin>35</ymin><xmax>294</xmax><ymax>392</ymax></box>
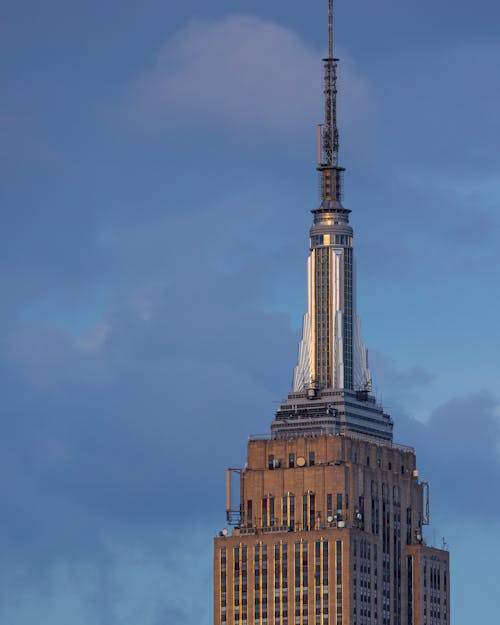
<box><xmin>1</xmin><ymin>0</ymin><xmax>499</xmax><ymax>623</ymax></box>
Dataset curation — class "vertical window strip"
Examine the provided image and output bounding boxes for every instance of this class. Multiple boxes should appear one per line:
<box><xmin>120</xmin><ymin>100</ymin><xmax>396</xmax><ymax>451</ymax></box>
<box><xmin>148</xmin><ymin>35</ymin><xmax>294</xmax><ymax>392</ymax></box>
<box><xmin>315</xmin><ymin>541</ymin><xmax>330</xmax><ymax>625</ymax></box>
<box><xmin>275</xmin><ymin>544</ymin><xmax>281</xmax><ymax>624</ymax></box>
<box><xmin>262</xmin><ymin>545</ymin><xmax>268</xmax><ymax>625</ymax></box>
<box><xmin>295</xmin><ymin>543</ymin><xmax>301</xmax><ymax>624</ymax></box>
<box><xmin>344</xmin><ymin>468</ymin><xmax>350</xmax><ymax>510</ymax></box>
<box><xmin>336</xmin><ymin>540</ymin><xmax>342</xmax><ymax>625</ymax></box>
<box><xmin>382</xmin><ymin>500</ymin><xmax>390</xmax><ymax>625</ymax></box>
<box><xmin>234</xmin><ymin>547</ymin><xmax>241</xmax><ymax>625</ymax></box>
<box><xmin>221</xmin><ymin>548</ymin><xmax>227</xmax><ymax>625</ymax></box>
<box><xmin>407</xmin><ymin>555</ymin><xmax>413</xmax><ymax>625</ymax></box>
<box><xmin>323</xmin><ymin>541</ymin><xmax>329</xmax><ymax>625</ymax></box>
<box><xmin>353</xmin><ymin>540</ymin><xmax>357</xmax><ymax>625</ymax></box>
<box><xmin>282</xmin><ymin>544</ymin><xmax>289</xmax><ymax>625</ymax></box>
<box><xmin>302</xmin><ymin>541</ymin><xmax>309</xmax><ymax>625</ymax></box>
<box><xmin>315</xmin><ymin>541</ymin><xmax>321</xmax><ymax>625</ymax></box>
<box><xmin>310</xmin><ymin>494</ymin><xmax>316</xmax><ymax>531</ymax></box>
<box><xmin>242</xmin><ymin>547</ymin><xmax>247</xmax><ymax>625</ymax></box>
<box><xmin>393</xmin><ymin>506</ymin><xmax>402</xmax><ymax>625</ymax></box>
<box><xmin>255</xmin><ymin>545</ymin><xmax>261</xmax><ymax>624</ymax></box>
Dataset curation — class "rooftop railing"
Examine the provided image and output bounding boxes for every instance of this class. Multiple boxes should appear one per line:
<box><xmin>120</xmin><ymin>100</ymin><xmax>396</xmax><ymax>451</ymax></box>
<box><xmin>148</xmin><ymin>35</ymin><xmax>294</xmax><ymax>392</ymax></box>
<box><xmin>248</xmin><ymin>430</ymin><xmax>414</xmax><ymax>454</ymax></box>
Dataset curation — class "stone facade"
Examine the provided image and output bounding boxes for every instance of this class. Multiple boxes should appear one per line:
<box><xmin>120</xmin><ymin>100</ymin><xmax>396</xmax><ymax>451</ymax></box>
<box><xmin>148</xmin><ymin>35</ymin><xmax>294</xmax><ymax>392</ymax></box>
<box><xmin>214</xmin><ymin>434</ymin><xmax>449</xmax><ymax>625</ymax></box>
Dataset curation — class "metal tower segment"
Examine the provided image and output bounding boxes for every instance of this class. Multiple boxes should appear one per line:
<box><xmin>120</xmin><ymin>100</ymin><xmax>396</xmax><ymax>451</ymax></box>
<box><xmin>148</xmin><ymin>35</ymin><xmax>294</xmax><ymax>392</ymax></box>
<box><xmin>322</xmin><ymin>0</ymin><xmax>340</xmax><ymax>169</ymax></box>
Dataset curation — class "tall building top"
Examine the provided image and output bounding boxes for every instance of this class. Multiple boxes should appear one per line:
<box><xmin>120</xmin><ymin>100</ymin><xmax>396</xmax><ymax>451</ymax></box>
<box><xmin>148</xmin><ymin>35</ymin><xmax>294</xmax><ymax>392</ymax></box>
<box><xmin>271</xmin><ymin>0</ymin><xmax>393</xmax><ymax>441</ymax></box>
<box><xmin>215</xmin><ymin>7</ymin><xmax>450</xmax><ymax>625</ymax></box>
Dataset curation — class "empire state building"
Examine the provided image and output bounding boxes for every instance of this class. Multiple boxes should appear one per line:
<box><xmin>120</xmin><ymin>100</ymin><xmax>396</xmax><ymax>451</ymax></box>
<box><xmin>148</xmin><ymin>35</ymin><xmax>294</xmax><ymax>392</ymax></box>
<box><xmin>214</xmin><ymin>2</ymin><xmax>450</xmax><ymax>625</ymax></box>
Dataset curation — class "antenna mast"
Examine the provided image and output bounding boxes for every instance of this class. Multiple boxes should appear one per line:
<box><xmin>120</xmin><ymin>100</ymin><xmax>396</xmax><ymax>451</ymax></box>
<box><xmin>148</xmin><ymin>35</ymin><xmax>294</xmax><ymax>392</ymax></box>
<box><xmin>318</xmin><ymin>0</ymin><xmax>344</xmax><ymax>205</ymax></box>
<box><xmin>323</xmin><ymin>0</ymin><xmax>339</xmax><ymax>167</ymax></box>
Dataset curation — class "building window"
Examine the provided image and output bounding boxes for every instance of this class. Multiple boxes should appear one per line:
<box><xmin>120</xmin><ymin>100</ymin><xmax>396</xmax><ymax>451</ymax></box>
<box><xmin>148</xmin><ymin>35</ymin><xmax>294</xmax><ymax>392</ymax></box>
<box><xmin>269</xmin><ymin>455</ymin><xmax>275</xmax><ymax>470</ymax></box>
<box><xmin>336</xmin><ymin>493</ymin><xmax>343</xmax><ymax>513</ymax></box>
<box><xmin>382</xmin><ymin>484</ymin><xmax>388</xmax><ymax>503</ymax></box>
<box><xmin>289</xmin><ymin>453</ymin><xmax>295</xmax><ymax>468</ymax></box>
<box><xmin>310</xmin><ymin>494</ymin><xmax>316</xmax><ymax>530</ymax></box>
<box><xmin>247</xmin><ymin>500</ymin><xmax>253</xmax><ymax>527</ymax></box>
<box><xmin>270</xmin><ymin>496</ymin><xmax>275</xmax><ymax>526</ymax></box>
<box><xmin>309</xmin><ymin>452</ymin><xmax>315</xmax><ymax>466</ymax></box>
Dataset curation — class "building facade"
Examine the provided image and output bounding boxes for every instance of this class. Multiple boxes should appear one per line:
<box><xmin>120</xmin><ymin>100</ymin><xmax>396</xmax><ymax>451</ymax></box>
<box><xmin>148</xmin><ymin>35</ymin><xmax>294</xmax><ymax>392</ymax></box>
<box><xmin>214</xmin><ymin>2</ymin><xmax>450</xmax><ymax>624</ymax></box>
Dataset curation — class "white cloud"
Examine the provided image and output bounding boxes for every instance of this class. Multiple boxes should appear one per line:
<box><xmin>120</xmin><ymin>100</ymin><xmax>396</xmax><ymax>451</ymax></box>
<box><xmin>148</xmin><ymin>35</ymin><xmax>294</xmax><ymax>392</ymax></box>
<box><xmin>127</xmin><ymin>15</ymin><xmax>374</xmax><ymax>140</ymax></box>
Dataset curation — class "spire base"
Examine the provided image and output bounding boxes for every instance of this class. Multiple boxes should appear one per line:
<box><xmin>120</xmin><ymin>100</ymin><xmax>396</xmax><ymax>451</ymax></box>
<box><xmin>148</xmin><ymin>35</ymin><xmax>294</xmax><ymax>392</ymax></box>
<box><xmin>317</xmin><ymin>164</ymin><xmax>345</xmax><ymax>206</ymax></box>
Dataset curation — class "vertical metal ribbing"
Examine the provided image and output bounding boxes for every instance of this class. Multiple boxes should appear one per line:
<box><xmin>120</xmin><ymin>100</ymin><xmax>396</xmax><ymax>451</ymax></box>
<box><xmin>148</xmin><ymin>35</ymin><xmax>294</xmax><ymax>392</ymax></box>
<box><xmin>311</xmin><ymin>251</ymin><xmax>317</xmax><ymax>387</ymax></box>
<box><xmin>314</xmin><ymin>247</ymin><xmax>331</xmax><ymax>388</ymax></box>
<box><xmin>343</xmin><ymin>246</ymin><xmax>353</xmax><ymax>389</ymax></box>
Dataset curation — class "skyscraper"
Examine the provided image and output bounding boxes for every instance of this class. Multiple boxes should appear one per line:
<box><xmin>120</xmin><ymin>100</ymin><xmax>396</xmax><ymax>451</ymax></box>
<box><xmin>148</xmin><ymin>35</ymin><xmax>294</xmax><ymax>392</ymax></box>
<box><xmin>214</xmin><ymin>3</ymin><xmax>450</xmax><ymax>625</ymax></box>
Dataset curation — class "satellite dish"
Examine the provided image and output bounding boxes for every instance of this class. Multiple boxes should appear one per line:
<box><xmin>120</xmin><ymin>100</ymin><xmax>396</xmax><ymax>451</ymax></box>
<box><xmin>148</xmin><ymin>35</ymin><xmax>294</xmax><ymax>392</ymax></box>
<box><xmin>222</xmin><ymin>528</ymin><xmax>228</xmax><ymax>536</ymax></box>
<box><xmin>297</xmin><ymin>456</ymin><xmax>306</xmax><ymax>467</ymax></box>
<box><xmin>327</xmin><ymin>515</ymin><xmax>334</xmax><ymax>523</ymax></box>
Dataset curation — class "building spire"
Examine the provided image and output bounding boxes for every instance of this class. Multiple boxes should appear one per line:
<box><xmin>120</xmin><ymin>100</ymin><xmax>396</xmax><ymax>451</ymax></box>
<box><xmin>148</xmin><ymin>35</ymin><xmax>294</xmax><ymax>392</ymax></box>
<box><xmin>328</xmin><ymin>0</ymin><xmax>333</xmax><ymax>59</ymax></box>
<box><xmin>318</xmin><ymin>0</ymin><xmax>344</xmax><ymax>205</ymax></box>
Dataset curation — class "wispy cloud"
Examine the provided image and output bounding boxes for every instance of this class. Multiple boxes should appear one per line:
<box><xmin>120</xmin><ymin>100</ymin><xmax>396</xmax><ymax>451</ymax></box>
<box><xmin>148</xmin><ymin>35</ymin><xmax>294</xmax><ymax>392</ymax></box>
<box><xmin>396</xmin><ymin>392</ymin><xmax>500</xmax><ymax>520</ymax></box>
<box><xmin>126</xmin><ymin>15</ymin><xmax>374</xmax><ymax>141</ymax></box>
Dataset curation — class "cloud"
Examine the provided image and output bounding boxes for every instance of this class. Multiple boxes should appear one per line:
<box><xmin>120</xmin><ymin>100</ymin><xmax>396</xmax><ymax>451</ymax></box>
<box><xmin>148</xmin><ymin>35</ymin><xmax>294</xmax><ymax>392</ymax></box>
<box><xmin>127</xmin><ymin>15</ymin><xmax>374</xmax><ymax>141</ymax></box>
<box><xmin>1</xmin><ymin>9</ymin><xmax>499</xmax><ymax>624</ymax></box>
<box><xmin>370</xmin><ymin>349</ymin><xmax>434</xmax><ymax>391</ymax></box>
<box><xmin>0</xmin><ymin>259</ymin><xmax>297</xmax><ymax>573</ymax></box>
<box><xmin>369</xmin><ymin>353</ymin><xmax>500</xmax><ymax>522</ymax></box>
<box><xmin>395</xmin><ymin>392</ymin><xmax>500</xmax><ymax>521</ymax></box>
<box><xmin>2</xmin><ymin>264</ymin><xmax>499</xmax><ymax>624</ymax></box>
<box><xmin>0</xmin><ymin>533</ymin><xmax>212</xmax><ymax>625</ymax></box>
